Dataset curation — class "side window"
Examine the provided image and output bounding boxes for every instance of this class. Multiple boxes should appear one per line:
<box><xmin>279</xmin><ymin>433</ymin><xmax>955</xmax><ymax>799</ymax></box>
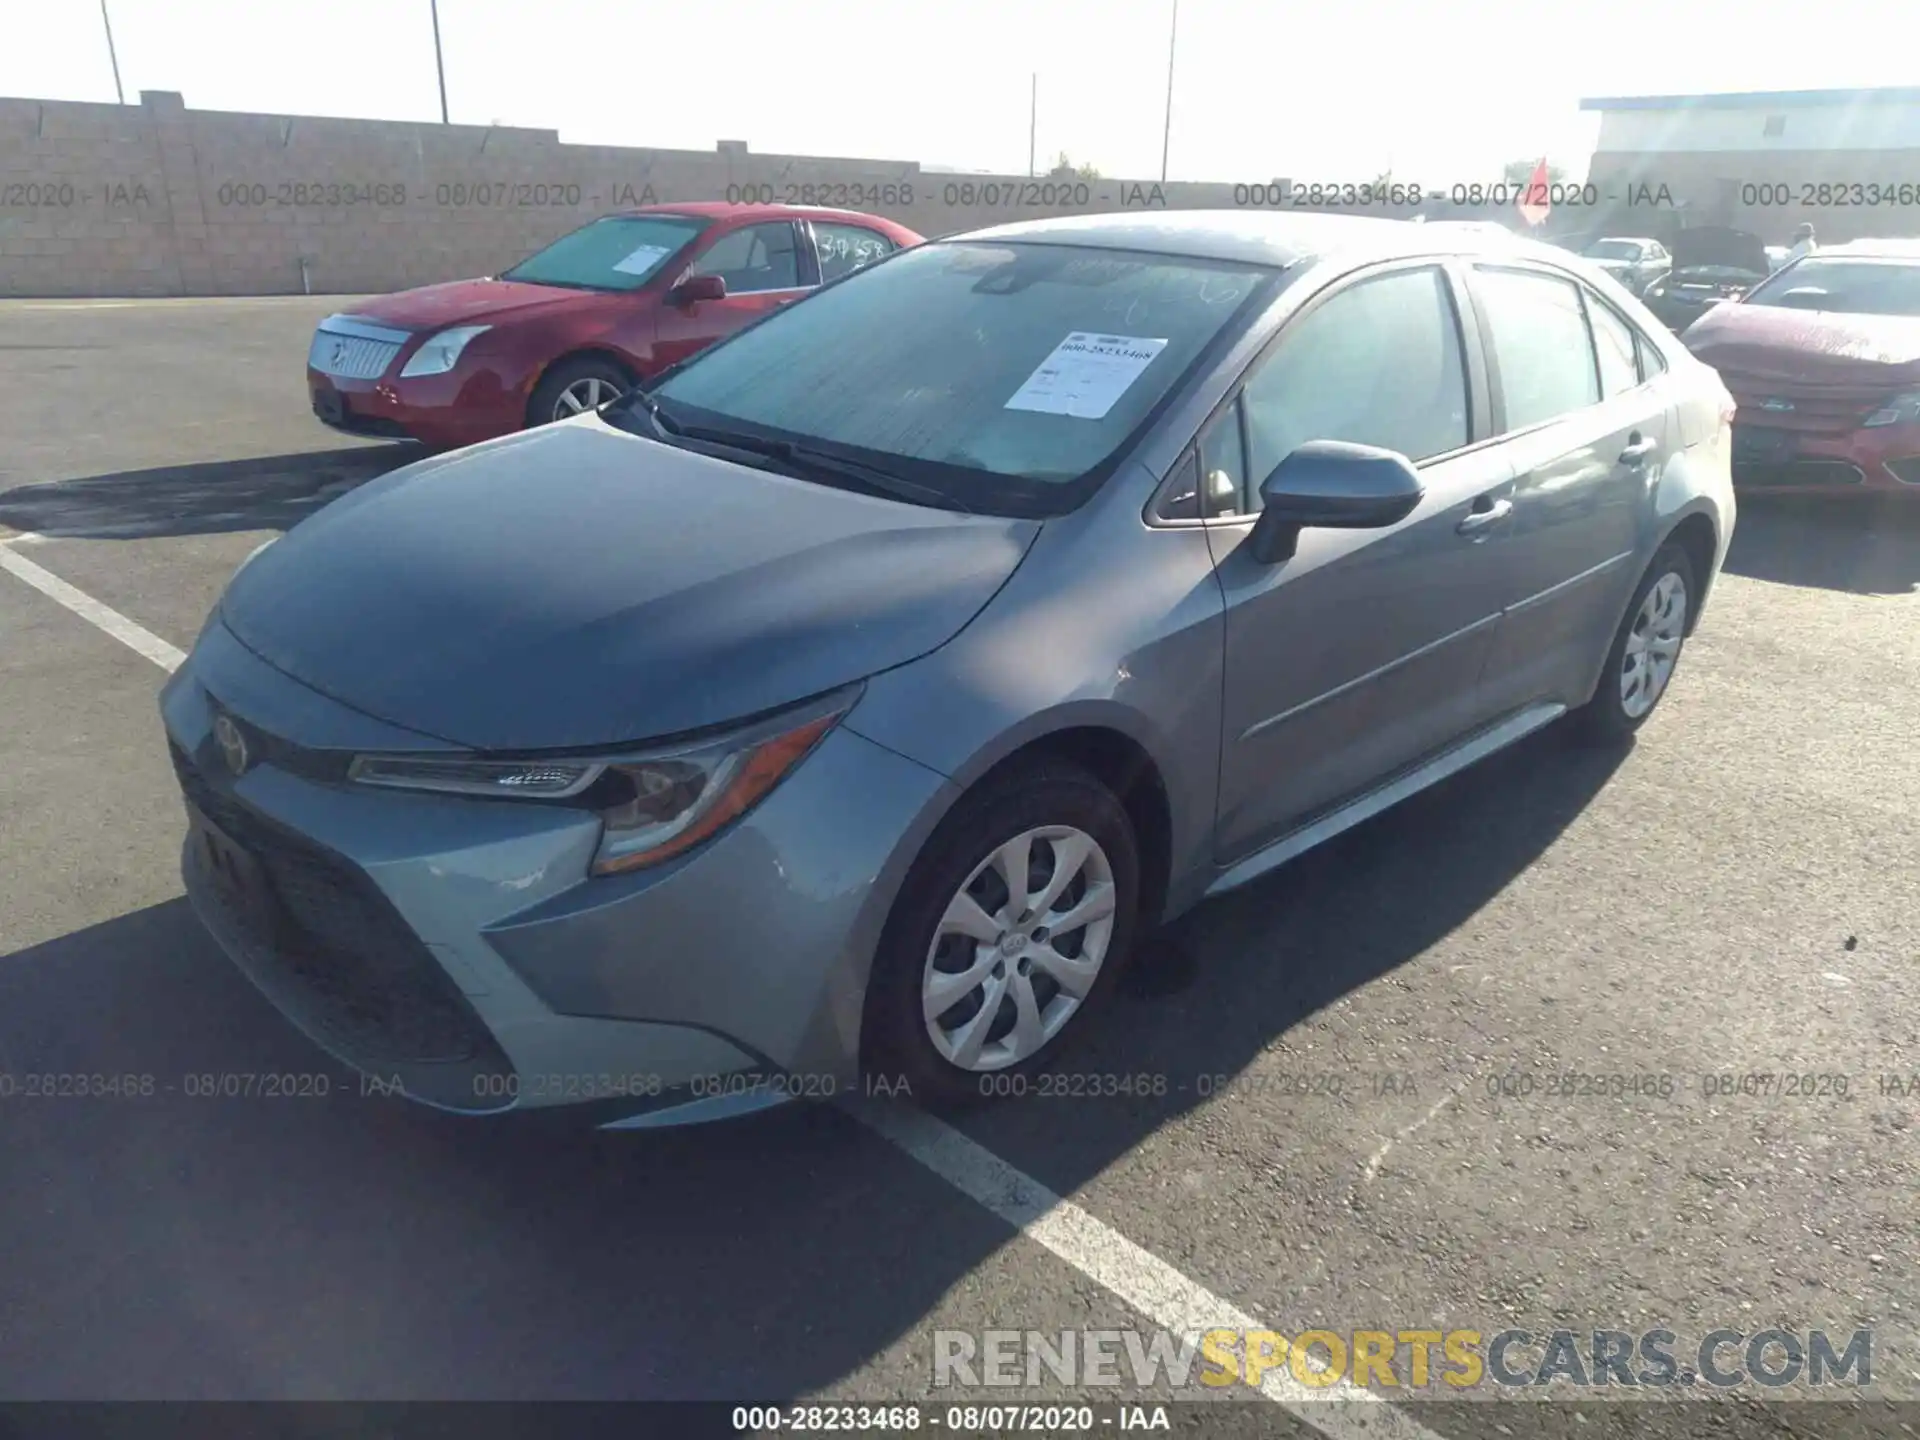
<box><xmin>1586</xmin><ymin>294</ymin><xmax>1640</xmax><ymax>399</ymax></box>
<box><xmin>813</xmin><ymin>223</ymin><xmax>895</xmax><ymax>283</ymax></box>
<box><xmin>1238</xmin><ymin>267</ymin><xmax>1469</xmax><ymax>501</ymax></box>
<box><xmin>688</xmin><ymin>223</ymin><xmax>801</xmax><ymax>294</ymax></box>
<box><xmin>1474</xmin><ymin>266</ymin><xmax>1601</xmax><ymax>431</ymax></box>
<box><xmin>1636</xmin><ymin>331</ymin><xmax>1669</xmax><ymax>381</ymax></box>
<box><xmin>1198</xmin><ymin>403</ymin><xmax>1248</xmax><ymax>517</ymax></box>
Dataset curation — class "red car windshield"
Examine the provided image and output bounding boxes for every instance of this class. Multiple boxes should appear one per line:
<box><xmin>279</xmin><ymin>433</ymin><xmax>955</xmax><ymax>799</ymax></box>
<box><xmin>501</xmin><ymin>214</ymin><xmax>709</xmax><ymax>293</ymax></box>
<box><xmin>1742</xmin><ymin>257</ymin><xmax>1920</xmax><ymax>317</ymax></box>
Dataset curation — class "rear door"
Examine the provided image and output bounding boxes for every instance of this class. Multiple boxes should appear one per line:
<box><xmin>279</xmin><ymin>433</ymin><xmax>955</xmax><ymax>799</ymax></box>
<box><xmin>1469</xmin><ymin>263</ymin><xmax>1669</xmax><ymax>716</ymax></box>
<box><xmin>1206</xmin><ymin>260</ymin><xmax>1518</xmax><ymax>865</ymax></box>
<box><xmin>651</xmin><ymin>220</ymin><xmax>811</xmax><ymax>369</ymax></box>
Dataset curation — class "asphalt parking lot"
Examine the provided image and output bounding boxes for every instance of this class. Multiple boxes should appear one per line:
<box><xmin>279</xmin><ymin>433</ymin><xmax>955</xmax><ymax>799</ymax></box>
<box><xmin>2</xmin><ymin>297</ymin><xmax>1918</xmax><ymax>1438</ymax></box>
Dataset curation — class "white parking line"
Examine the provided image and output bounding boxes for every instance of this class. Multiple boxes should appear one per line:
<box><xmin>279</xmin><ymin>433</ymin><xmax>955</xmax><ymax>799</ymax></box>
<box><xmin>850</xmin><ymin>1100</ymin><xmax>1446</xmax><ymax>1438</ymax></box>
<box><xmin>0</xmin><ymin>542</ymin><xmax>184</xmax><ymax>672</ymax></box>
<box><xmin>0</xmin><ymin>541</ymin><xmax>1445</xmax><ymax>1440</ymax></box>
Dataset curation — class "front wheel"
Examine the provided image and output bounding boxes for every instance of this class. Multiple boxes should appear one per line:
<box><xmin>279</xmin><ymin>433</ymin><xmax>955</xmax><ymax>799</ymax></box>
<box><xmin>527</xmin><ymin>357</ymin><xmax>631</xmax><ymax>428</ymax></box>
<box><xmin>1574</xmin><ymin>541</ymin><xmax>1696</xmax><ymax>743</ymax></box>
<box><xmin>862</xmin><ymin>761</ymin><xmax>1141</xmax><ymax>1105</ymax></box>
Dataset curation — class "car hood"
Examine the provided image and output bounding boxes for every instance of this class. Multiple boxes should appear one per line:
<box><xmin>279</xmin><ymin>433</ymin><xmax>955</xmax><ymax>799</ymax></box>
<box><xmin>1684</xmin><ymin>303</ymin><xmax>1920</xmax><ymax>384</ymax></box>
<box><xmin>1671</xmin><ymin>226</ymin><xmax>1767</xmax><ymax>277</ymax></box>
<box><xmin>219</xmin><ymin>420</ymin><xmax>1041</xmax><ymax>751</ymax></box>
<box><xmin>341</xmin><ymin>276</ymin><xmax>612</xmax><ymax>333</ymax></box>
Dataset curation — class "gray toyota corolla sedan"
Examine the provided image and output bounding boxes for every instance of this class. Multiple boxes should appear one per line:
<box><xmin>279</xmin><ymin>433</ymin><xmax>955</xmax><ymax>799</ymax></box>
<box><xmin>162</xmin><ymin>212</ymin><xmax>1736</xmax><ymax>1127</ymax></box>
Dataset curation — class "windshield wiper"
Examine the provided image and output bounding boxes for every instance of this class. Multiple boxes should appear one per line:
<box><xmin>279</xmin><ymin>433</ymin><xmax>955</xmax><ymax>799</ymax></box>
<box><xmin>675</xmin><ymin>424</ymin><xmax>973</xmax><ymax>514</ymax></box>
<box><xmin>616</xmin><ymin>388</ymin><xmax>681</xmax><ymax>441</ymax></box>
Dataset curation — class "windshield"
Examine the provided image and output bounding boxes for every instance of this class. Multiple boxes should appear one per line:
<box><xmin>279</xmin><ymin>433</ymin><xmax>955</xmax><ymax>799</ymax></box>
<box><xmin>1585</xmin><ymin>240</ymin><xmax>1640</xmax><ymax>260</ymax></box>
<box><xmin>1741</xmin><ymin>258</ymin><xmax>1920</xmax><ymax>317</ymax></box>
<box><xmin>640</xmin><ymin>241</ymin><xmax>1272</xmax><ymax>515</ymax></box>
<box><xmin>501</xmin><ymin>214</ymin><xmax>708</xmax><ymax>292</ymax></box>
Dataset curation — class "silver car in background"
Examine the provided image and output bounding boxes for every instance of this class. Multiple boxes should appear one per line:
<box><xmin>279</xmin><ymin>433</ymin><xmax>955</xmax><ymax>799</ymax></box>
<box><xmin>162</xmin><ymin>212</ymin><xmax>1735</xmax><ymax>1126</ymax></box>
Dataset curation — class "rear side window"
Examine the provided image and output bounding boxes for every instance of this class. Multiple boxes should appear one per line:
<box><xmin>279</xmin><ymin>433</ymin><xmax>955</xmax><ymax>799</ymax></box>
<box><xmin>813</xmin><ymin>223</ymin><xmax>896</xmax><ymax>282</ymax></box>
<box><xmin>1586</xmin><ymin>295</ymin><xmax>1640</xmax><ymax>399</ymax></box>
<box><xmin>1238</xmin><ymin>266</ymin><xmax>1469</xmax><ymax>489</ymax></box>
<box><xmin>1475</xmin><ymin>266</ymin><xmax>1601</xmax><ymax>431</ymax></box>
<box><xmin>1636</xmin><ymin>331</ymin><xmax>1669</xmax><ymax>380</ymax></box>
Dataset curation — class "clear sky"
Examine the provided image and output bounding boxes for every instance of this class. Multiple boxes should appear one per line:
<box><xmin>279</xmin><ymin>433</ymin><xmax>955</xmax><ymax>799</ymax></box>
<box><xmin>2</xmin><ymin>0</ymin><xmax>1912</xmax><ymax>182</ymax></box>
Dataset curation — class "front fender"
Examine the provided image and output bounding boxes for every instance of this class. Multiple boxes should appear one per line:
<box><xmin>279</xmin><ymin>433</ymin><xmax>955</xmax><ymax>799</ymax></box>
<box><xmin>842</xmin><ymin>506</ymin><xmax>1228</xmax><ymax>922</ymax></box>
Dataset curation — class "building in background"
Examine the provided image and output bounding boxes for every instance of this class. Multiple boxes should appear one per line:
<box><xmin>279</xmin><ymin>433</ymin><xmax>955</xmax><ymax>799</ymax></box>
<box><xmin>1578</xmin><ymin>86</ymin><xmax>1920</xmax><ymax>246</ymax></box>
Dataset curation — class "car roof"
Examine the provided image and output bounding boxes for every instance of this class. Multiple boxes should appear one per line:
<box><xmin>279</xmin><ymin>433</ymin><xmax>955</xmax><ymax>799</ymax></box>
<box><xmin>1812</xmin><ymin>238</ymin><xmax>1920</xmax><ymax>260</ymax></box>
<box><xmin>1592</xmin><ymin>236</ymin><xmax>1657</xmax><ymax>245</ymax></box>
<box><xmin>611</xmin><ymin>200</ymin><xmax>912</xmax><ymax>226</ymax></box>
<box><xmin>945</xmin><ymin>209</ymin><xmax>1573</xmax><ymax>271</ymax></box>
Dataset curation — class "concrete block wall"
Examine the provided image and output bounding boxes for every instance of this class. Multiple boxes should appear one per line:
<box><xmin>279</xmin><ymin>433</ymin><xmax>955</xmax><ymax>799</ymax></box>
<box><xmin>1585</xmin><ymin>148</ymin><xmax>1920</xmax><ymax>244</ymax></box>
<box><xmin>0</xmin><ymin>91</ymin><xmax>1294</xmax><ymax>298</ymax></box>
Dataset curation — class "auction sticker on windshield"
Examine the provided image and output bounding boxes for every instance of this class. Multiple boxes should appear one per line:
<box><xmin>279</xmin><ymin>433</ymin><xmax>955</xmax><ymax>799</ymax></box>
<box><xmin>1005</xmin><ymin>333</ymin><xmax>1168</xmax><ymax>419</ymax></box>
<box><xmin>612</xmin><ymin>244</ymin><xmax>675</xmax><ymax>276</ymax></box>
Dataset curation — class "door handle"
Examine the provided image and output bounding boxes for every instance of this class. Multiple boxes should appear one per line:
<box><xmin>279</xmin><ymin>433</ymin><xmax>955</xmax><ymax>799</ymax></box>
<box><xmin>1456</xmin><ymin>498</ymin><xmax>1512</xmax><ymax>535</ymax></box>
<box><xmin>1619</xmin><ymin>435</ymin><xmax>1658</xmax><ymax>466</ymax></box>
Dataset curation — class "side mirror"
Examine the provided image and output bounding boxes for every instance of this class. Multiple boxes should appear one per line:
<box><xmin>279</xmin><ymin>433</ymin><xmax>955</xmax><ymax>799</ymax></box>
<box><xmin>1246</xmin><ymin>440</ymin><xmax>1425</xmax><ymax>565</ymax></box>
<box><xmin>668</xmin><ymin>274</ymin><xmax>727</xmax><ymax>306</ymax></box>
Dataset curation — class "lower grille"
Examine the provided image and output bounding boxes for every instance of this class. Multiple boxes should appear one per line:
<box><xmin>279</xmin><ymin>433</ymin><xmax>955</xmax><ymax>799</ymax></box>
<box><xmin>1734</xmin><ymin>460</ymin><xmax>1866</xmax><ymax>488</ymax></box>
<box><xmin>1886</xmin><ymin>458</ymin><xmax>1920</xmax><ymax>486</ymax></box>
<box><xmin>170</xmin><ymin>742</ymin><xmax>504</xmax><ymax>1076</ymax></box>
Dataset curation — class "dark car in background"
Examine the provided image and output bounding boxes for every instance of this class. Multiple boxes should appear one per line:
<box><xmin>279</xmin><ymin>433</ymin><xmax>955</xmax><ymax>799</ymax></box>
<box><xmin>1643</xmin><ymin>227</ymin><xmax>1771</xmax><ymax>333</ymax></box>
<box><xmin>1582</xmin><ymin>236</ymin><xmax>1671</xmax><ymax>297</ymax></box>
<box><xmin>306</xmin><ymin>203</ymin><xmax>922</xmax><ymax>449</ymax></box>
<box><xmin>1683</xmin><ymin>239</ymin><xmax>1920</xmax><ymax>495</ymax></box>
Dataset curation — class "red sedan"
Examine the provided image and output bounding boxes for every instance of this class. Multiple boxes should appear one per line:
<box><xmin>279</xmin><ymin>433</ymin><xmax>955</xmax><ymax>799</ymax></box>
<box><xmin>1683</xmin><ymin>239</ymin><xmax>1920</xmax><ymax>497</ymax></box>
<box><xmin>306</xmin><ymin>203</ymin><xmax>923</xmax><ymax>449</ymax></box>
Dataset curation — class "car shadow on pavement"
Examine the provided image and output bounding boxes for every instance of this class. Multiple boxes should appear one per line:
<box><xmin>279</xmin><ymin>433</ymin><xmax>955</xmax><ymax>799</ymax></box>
<box><xmin>0</xmin><ymin>446</ymin><xmax>419</xmax><ymax>541</ymax></box>
<box><xmin>1721</xmin><ymin>493</ymin><xmax>1920</xmax><ymax>596</ymax></box>
<box><xmin>928</xmin><ymin>721</ymin><xmax>1631</xmax><ymax>1204</ymax></box>
<box><xmin>0</xmin><ymin>723</ymin><xmax>1628</xmax><ymax>1401</ymax></box>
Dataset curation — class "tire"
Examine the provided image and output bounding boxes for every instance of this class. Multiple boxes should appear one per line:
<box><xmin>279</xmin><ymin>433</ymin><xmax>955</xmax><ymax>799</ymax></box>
<box><xmin>526</xmin><ymin>356</ymin><xmax>632</xmax><ymax>428</ymax></box>
<box><xmin>862</xmin><ymin>760</ymin><xmax>1141</xmax><ymax>1106</ymax></box>
<box><xmin>1574</xmin><ymin>540</ymin><xmax>1697</xmax><ymax>743</ymax></box>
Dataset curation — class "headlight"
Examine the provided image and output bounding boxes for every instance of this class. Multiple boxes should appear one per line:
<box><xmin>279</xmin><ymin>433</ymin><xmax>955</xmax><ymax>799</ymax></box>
<box><xmin>1864</xmin><ymin>391</ymin><xmax>1920</xmax><ymax>427</ymax></box>
<box><xmin>346</xmin><ymin>689</ymin><xmax>855</xmax><ymax>876</ymax></box>
<box><xmin>399</xmin><ymin>325</ymin><xmax>491</xmax><ymax>377</ymax></box>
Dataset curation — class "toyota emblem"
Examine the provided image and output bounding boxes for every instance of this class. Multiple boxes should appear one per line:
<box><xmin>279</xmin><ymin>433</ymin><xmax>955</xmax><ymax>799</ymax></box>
<box><xmin>213</xmin><ymin>713</ymin><xmax>251</xmax><ymax>776</ymax></box>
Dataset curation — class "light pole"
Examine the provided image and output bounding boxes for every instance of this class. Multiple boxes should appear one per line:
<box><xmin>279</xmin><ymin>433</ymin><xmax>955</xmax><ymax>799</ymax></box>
<box><xmin>1029</xmin><ymin>73</ymin><xmax>1037</xmax><ymax>178</ymax></box>
<box><xmin>99</xmin><ymin>0</ymin><xmax>125</xmax><ymax>105</ymax></box>
<box><xmin>430</xmin><ymin>0</ymin><xmax>451</xmax><ymax>123</ymax></box>
<box><xmin>1159</xmin><ymin>0</ymin><xmax>1178</xmax><ymax>183</ymax></box>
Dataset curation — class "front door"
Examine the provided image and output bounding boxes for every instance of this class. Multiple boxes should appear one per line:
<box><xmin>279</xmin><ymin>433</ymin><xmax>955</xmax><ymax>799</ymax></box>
<box><xmin>1207</xmin><ymin>262</ymin><xmax>1517</xmax><ymax>865</ymax></box>
<box><xmin>651</xmin><ymin>220</ymin><xmax>811</xmax><ymax>372</ymax></box>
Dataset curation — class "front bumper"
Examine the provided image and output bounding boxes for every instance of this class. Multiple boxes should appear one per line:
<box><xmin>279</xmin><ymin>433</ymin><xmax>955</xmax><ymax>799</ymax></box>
<box><xmin>161</xmin><ymin>621</ymin><xmax>953</xmax><ymax>1120</ymax></box>
<box><xmin>308</xmin><ymin>365</ymin><xmax>525</xmax><ymax>450</ymax></box>
<box><xmin>1729</xmin><ymin>418</ymin><xmax>1920</xmax><ymax>497</ymax></box>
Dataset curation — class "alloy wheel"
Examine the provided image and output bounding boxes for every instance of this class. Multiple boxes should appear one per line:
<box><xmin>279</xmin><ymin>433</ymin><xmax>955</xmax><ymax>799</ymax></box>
<box><xmin>922</xmin><ymin>825</ymin><xmax>1118</xmax><ymax>1072</ymax></box>
<box><xmin>552</xmin><ymin>376</ymin><xmax>623</xmax><ymax>420</ymax></box>
<box><xmin>1620</xmin><ymin>570</ymin><xmax>1687</xmax><ymax>718</ymax></box>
